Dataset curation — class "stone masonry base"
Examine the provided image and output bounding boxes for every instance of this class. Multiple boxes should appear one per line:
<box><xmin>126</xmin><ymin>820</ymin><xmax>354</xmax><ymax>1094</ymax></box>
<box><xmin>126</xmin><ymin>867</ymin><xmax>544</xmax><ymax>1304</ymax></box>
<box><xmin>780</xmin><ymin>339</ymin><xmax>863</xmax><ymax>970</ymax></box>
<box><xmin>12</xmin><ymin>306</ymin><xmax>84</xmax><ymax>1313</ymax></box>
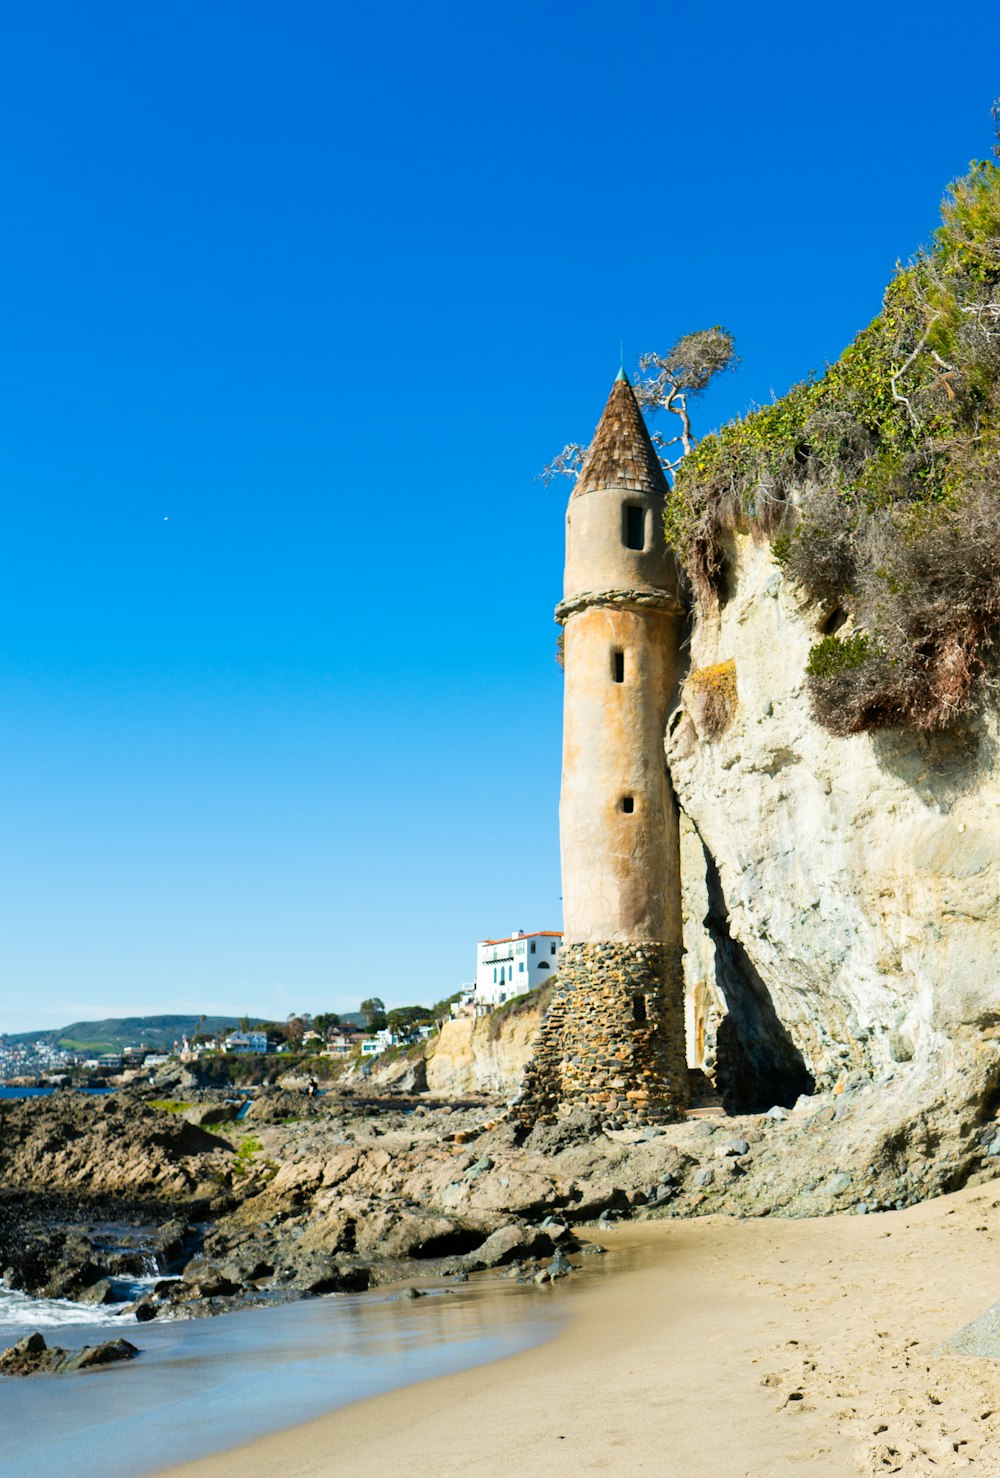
<box><xmin>514</xmin><ymin>941</ymin><xmax>689</xmax><ymax>1128</ymax></box>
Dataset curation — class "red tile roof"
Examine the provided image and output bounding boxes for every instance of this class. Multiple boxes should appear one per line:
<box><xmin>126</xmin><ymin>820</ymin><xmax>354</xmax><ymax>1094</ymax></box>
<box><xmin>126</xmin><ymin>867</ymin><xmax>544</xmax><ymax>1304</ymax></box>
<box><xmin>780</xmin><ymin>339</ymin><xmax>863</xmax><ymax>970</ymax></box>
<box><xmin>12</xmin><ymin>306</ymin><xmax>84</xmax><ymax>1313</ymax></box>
<box><xmin>478</xmin><ymin>931</ymin><xmax>563</xmax><ymax>946</ymax></box>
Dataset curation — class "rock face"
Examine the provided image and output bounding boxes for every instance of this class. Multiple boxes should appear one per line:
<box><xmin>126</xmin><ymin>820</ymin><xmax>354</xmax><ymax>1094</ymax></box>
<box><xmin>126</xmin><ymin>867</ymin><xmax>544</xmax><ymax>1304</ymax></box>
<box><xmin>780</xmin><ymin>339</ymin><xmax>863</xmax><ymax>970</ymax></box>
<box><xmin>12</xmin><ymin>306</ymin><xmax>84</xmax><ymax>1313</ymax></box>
<box><xmin>4</xmin><ymin>1075</ymin><xmax>1000</xmax><ymax>1326</ymax></box>
<box><xmin>0</xmin><ymin>1092</ymin><xmax>232</xmax><ymax>1198</ymax></box>
<box><xmin>0</xmin><ymin>1333</ymin><xmax>139</xmax><ymax>1375</ymax></box>
<box><xmin>426</xmin><ymin>1005</ymin><xmax>545</xmax><ymax>1096</ymax></box>
<box><xmin>668</xmin><ymin>530</ymin><xmax>1000</xmax><ymax>1115</ymax></box>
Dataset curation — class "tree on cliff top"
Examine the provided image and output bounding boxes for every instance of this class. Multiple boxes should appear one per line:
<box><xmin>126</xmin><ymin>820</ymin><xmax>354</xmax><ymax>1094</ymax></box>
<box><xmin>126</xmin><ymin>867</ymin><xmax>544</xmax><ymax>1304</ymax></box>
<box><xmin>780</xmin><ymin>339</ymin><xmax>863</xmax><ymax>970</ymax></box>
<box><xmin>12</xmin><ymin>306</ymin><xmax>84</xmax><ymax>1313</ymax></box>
<box><xmin>360</xmin><ymin>997</ymin><xmax>386</xmax><ymax>1028</ymax></box>
<box><xmin>541</xmin><ymin>327</ymin><xmax>738</xmax><ymax>486</ymax></box>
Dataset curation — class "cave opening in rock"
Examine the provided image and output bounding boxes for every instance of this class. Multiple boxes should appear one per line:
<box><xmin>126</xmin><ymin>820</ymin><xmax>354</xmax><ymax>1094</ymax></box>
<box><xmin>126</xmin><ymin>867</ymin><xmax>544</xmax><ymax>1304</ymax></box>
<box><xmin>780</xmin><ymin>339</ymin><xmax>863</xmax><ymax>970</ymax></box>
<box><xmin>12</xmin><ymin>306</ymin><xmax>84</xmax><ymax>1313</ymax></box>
<box><xmin>411</xmin><ymin>1227</ymin><xmax>485</xmax><ymax>1259</ymax></box>
<box><xmin>699</xmin><ymin>840</ymin><xmax>815</xmax><ymax>1113</ymax></box>
<box><xmin>819</xmin><ymin>605</ymin><xmax>848</xmax><ymax>636</ymax></box>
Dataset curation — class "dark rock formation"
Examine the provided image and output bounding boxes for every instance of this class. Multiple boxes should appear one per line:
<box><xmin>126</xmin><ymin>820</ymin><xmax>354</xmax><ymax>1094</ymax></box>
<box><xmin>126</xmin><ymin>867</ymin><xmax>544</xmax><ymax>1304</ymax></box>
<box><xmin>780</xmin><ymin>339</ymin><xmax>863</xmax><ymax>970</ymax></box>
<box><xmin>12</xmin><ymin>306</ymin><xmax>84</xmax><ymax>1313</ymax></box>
<box><xmin>0</xmin><ymin>1332</ymin><xmax>139</xmax><ymax>1376</ymax></box>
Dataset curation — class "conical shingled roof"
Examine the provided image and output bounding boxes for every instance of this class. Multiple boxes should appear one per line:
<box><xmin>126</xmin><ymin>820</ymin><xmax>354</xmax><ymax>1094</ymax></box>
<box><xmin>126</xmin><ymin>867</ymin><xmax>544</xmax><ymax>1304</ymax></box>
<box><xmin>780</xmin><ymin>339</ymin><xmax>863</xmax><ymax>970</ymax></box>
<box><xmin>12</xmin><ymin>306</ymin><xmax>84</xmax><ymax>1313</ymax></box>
<box><xmin>573</xmin><ymin>375</ymin><xmax>668</xmax><ymax>498</ymax></box>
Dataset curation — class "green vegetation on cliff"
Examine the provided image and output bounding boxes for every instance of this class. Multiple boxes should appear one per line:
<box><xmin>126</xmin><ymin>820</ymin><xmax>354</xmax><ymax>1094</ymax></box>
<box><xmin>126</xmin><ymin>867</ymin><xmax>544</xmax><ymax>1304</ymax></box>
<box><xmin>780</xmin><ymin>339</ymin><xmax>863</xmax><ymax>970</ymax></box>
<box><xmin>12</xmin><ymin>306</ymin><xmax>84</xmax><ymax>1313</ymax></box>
<box><xmin>671</xmin><ymin>156</ymin><xmax>1000</xmax><ymax>735</ymax></box>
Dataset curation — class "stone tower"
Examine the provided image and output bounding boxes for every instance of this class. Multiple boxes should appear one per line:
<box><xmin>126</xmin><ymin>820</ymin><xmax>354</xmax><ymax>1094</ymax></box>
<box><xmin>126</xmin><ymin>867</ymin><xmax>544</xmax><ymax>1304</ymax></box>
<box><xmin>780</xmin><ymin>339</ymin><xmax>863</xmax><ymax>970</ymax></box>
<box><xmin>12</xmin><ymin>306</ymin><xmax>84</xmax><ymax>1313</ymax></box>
<box><xmin>517</xmin><ymin>370</ymin><xmax>689</xmax><ymax>1127</ymax></box>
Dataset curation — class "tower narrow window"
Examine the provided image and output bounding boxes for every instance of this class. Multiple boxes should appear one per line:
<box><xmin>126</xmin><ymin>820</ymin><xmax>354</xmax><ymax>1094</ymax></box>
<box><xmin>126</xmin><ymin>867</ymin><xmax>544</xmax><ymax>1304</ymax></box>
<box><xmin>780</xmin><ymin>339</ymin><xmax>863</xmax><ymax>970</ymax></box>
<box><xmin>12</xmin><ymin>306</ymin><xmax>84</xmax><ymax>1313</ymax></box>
<box><xmin>612</xmin><ymin>649</ymin><xmax>625</xmax><ymax>683</ymax></box>
<box><xmin>632</xmin><ymin>994</ymin><xmax>647</xmax><ymax>1023</ymax></box>
<box><xmin>624</xmin><ymin>504</ymin><xmax>645</xmax><ymax>551</ymax></box>
<box><xmin>621</xmin><ymin>796</ymin><xmax>635</xmax><ymax>814</ymax></box>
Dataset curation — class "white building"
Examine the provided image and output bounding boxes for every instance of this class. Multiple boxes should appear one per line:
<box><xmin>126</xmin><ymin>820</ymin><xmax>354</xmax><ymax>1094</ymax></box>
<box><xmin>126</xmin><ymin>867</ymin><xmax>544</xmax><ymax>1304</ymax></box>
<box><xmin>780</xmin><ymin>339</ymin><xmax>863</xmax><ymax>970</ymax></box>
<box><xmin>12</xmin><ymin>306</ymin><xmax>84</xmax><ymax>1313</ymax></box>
<box><xmin>360</xmin><ymin>1028</ymin><xmax>396</xmax><ymax>1057</ymax></box>
<box><xmin>223</xmin><ymin>1031</ymin><xmax>268</xmax><ymax>1054</ymax></box>
<box><xmin>472</xmin><ymin>929</ymin><xmax>562</xmax><ymax>1010</ymax></box>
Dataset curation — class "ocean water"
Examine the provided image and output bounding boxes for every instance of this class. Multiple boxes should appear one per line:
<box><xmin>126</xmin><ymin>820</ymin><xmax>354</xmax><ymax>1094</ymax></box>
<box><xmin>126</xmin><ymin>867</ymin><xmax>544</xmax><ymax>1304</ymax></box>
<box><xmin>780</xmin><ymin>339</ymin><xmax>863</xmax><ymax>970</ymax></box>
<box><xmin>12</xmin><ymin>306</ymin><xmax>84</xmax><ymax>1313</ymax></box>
<box><xmin>0</xmin><ymin>1086</ymin><xmax>113</xmax><ymax>1098</ymax></box>
<box><xmin>0</xmin><ymin>1284</ymin><xmax>159</xmax><ymax>1332</ymax></box>
<box><xmin>0</xmin><ymin>1277</ymin><xmax>564</xmax><ymax>1478</ymax></box>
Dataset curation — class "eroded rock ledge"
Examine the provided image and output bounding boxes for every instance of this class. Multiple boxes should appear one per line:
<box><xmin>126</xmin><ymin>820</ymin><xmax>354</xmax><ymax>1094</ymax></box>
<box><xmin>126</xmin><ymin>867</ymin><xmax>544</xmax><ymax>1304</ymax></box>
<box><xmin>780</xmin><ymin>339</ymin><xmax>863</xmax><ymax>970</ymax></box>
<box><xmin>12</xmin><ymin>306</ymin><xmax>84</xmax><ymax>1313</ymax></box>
<box><xmin>4</xmin><ymin>1070</ymin><xmax>1000</xmax><ymax>1326</ymax></box>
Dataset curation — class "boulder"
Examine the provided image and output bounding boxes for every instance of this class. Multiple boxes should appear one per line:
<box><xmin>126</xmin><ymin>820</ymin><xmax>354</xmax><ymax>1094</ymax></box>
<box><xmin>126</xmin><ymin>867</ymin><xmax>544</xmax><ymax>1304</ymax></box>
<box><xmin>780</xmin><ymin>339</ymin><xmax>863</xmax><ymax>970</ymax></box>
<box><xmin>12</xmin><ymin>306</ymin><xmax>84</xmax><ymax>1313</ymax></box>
<box><xmin>272</xmin><ymin>1250</ymin><xmax>369</xmax><ymax>1294</ymax></box>
<box><xmin>180</xmin><ymin>1260</ymin><xmax>241</xmax><ymax>1298</ymax></box>
<box><xmin>0</xmin><ymin>1333</ymin><xmax>139</xmax><ymax>1375</ymax></box>
<box><xmin>466</xmin><ymin>1224</ymin><xmax>555</xmax><ymax>1269</ymax></box>
<box><xmin>77</xmin><ymin>1278</ymin><xmax>115</xmax><ymax>1305</ymax></box>
<box><xmin>0</xmin><ymin>1332</ymin><xmax>46</xmax><ymax>1373</ymax></box>
<box><xmin>41</xmin><ymin>1259</ymin><xmax>113</xmax><ymax>1302</ymax></box>
<box><xmin>68</xmin><ymin>1339</ymin><xmax>140</xmax><ymax>1370</ymax></box>
<box><xmin>182</xmin><ymin>1103</ymin><xmax>239</xmax><ymax>1128</ymax></box>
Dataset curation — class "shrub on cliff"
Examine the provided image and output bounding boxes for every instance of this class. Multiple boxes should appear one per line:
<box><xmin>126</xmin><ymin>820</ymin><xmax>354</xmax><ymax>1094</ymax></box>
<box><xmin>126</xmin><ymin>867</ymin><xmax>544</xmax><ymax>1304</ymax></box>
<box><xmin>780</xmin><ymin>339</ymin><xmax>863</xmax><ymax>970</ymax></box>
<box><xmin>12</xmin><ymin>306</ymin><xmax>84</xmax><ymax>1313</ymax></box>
<box><xmin>486</xmin><ymin>980</ymin><xmax>556</xmax><ymax>1040</ymax></box>
<box><xmin>671</xmin><ymin>149</ymin><xmax>1000</xmax><ymax>735</ymax></box>
<box><xmin>685</xmin><ymin>660</ymin><xmax>739</xmax><ymax>740</ymax></box>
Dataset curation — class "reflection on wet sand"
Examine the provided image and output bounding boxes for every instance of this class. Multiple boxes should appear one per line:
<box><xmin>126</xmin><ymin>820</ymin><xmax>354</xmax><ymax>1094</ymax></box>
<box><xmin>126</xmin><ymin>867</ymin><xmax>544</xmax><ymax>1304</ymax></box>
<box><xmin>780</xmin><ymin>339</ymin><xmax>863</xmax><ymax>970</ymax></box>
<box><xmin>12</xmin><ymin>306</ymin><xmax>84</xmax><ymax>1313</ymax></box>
<box><xmin>0</xmin><ymin>1232</ymin><xmax>636</xmax><ymax>1478</ymax></box>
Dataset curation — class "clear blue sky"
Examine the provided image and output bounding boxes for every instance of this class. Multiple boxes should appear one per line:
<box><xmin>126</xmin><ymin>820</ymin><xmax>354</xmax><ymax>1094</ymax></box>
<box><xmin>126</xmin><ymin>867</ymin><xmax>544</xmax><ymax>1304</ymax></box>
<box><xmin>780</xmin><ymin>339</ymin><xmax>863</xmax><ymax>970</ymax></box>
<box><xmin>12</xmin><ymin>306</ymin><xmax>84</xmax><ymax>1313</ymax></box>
<box><xmin>0</xmin><ymin>1</ymin><xmax>996</xmax><ymax>1031</ymax></box>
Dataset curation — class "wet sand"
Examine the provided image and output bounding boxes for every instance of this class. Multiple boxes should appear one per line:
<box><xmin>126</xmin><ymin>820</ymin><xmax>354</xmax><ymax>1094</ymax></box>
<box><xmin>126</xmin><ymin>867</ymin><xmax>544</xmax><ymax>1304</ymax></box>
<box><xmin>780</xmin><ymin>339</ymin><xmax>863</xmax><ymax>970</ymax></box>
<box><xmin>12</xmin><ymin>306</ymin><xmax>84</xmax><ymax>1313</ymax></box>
<box><xmin>158</xmin><ymin>1182</ymin><xmax>1000</xmax><ymax>1477</ymax></box>
<box><xmin>0</xmin><ymin>1280</ymin><xmax>558</xmax><ymax>1478</ymax></box>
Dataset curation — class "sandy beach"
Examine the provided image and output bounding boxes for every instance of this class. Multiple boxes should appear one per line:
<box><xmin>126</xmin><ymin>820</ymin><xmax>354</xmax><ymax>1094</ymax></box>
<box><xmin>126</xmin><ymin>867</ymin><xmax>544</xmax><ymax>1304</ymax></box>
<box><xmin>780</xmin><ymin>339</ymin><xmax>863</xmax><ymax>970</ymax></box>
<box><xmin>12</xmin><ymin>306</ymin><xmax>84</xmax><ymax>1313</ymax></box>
<box><xmin>155</xmin><ymin>1183</ymin><xmax>1000</xmax><ymax>1478</ymax></box>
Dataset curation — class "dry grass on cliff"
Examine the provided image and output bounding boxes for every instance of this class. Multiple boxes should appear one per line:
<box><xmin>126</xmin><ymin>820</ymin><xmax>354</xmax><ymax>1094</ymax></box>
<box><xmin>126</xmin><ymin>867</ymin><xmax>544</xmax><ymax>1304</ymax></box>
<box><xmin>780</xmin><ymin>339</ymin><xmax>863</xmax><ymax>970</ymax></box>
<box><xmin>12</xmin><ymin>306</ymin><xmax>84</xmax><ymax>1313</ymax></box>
<box><xmin>485</xmin><ymin>979</ymin><xmax>556</xmax><ymax>1040</ymax></box>
<box><xmin>685</xmin><ymin>659</ymin><xmax>738</xmax><ymax>739</ymax></box>
<box><xmin>670</xmin><ymin>157</ymin><xmax>1000</xmax><ymax>737</ymax></box>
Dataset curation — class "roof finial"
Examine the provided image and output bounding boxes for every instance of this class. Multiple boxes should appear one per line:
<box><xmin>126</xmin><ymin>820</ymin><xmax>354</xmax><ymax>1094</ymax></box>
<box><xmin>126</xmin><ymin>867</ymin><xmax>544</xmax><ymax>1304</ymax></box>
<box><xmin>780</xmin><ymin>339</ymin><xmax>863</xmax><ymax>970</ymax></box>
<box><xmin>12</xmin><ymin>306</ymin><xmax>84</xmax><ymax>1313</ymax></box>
<box><xmin>615</xmin><ymin>341</ymin><xmax>627</xmax><ymax>383</ymax></box>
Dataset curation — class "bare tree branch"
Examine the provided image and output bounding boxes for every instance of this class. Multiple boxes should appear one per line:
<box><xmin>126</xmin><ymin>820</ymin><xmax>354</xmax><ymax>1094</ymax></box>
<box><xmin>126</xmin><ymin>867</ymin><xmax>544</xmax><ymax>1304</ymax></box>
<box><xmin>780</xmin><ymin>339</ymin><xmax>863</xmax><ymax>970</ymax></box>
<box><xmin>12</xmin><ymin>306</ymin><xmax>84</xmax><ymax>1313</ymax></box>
<box><xmin>539</xmin><ymin>443</ymin><xmax>586</xmax><ymax>485</ymax></box>
<box><xmin>540</xmin><ymin>327</ymin><xmax>738</xmax><ymax>487</ymax></box>
<box><xmin>635</xmin><ymin>328</ymin><xmax>737</xmax><ymax>474</ymax></box>
<box><xmin>890</xmin><ymin>320</ymin><xmax>937</xmax><ymax>430</ymax></box>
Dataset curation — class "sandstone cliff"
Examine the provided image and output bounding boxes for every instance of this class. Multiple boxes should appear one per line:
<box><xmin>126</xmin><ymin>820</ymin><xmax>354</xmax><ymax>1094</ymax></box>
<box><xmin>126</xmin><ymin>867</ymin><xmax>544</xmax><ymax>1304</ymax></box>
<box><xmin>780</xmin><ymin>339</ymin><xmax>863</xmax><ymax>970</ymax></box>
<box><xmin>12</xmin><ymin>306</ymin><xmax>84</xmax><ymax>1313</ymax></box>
<box><xmin>671</xmin><ymin>529</ymin><xmax>1000</xmax><ymax>1122</ymax></box>
<box><xmin>425</xmin><ymin>995</ymin><xmax>549</xmax><ymax>1097</ymax></box>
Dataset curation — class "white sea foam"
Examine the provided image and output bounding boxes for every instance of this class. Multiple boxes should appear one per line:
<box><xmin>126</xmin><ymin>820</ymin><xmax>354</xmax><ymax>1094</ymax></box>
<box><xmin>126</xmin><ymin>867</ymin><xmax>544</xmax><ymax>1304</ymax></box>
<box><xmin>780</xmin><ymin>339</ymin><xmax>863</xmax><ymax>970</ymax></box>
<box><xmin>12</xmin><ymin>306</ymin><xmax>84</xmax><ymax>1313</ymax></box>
<box><xmin>0</xmin><ymin>1283</ymin><xmax>139</xmax><ymax>1334</ymax></box>
<box><xmin>0</xmin><ymin>1275</ymin><xmax>564</xmax><ymax>1478</ymax></box>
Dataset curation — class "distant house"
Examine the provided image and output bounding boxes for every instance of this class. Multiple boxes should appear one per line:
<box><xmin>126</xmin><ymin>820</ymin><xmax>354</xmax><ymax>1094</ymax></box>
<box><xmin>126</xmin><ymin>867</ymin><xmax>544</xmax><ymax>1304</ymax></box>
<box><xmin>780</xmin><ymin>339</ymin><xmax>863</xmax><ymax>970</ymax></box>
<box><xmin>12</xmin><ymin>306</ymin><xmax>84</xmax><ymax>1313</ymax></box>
<box><xmin>324</xmin><ymin>1028</ymin><xmax>363</xmax><ymax>1059</ymax></box>
<box><xmin>360</xmin><ymin>1028</ymin><xmax>396</xmax><ymax>1057</ymax></box>
<box><xmin>222</xmin><ymin>1031</ymin><xmax>268</xmax><ymax>1054</ymax></box>
<box><xmin>472</xmin><ymin>929</ymin><xmax>562</xmax><ymax>1011</ymax></box>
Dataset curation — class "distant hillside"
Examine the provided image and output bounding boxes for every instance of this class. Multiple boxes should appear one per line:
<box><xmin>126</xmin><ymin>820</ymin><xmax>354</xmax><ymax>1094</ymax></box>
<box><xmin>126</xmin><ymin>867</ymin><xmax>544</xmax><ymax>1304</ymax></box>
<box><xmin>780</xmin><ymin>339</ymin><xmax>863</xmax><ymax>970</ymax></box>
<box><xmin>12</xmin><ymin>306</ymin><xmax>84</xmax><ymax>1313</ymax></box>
<box><xmin>3</xmin><ymin>1015</ymin><xmax>270</xmax><ymax>1053</ymax></box>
